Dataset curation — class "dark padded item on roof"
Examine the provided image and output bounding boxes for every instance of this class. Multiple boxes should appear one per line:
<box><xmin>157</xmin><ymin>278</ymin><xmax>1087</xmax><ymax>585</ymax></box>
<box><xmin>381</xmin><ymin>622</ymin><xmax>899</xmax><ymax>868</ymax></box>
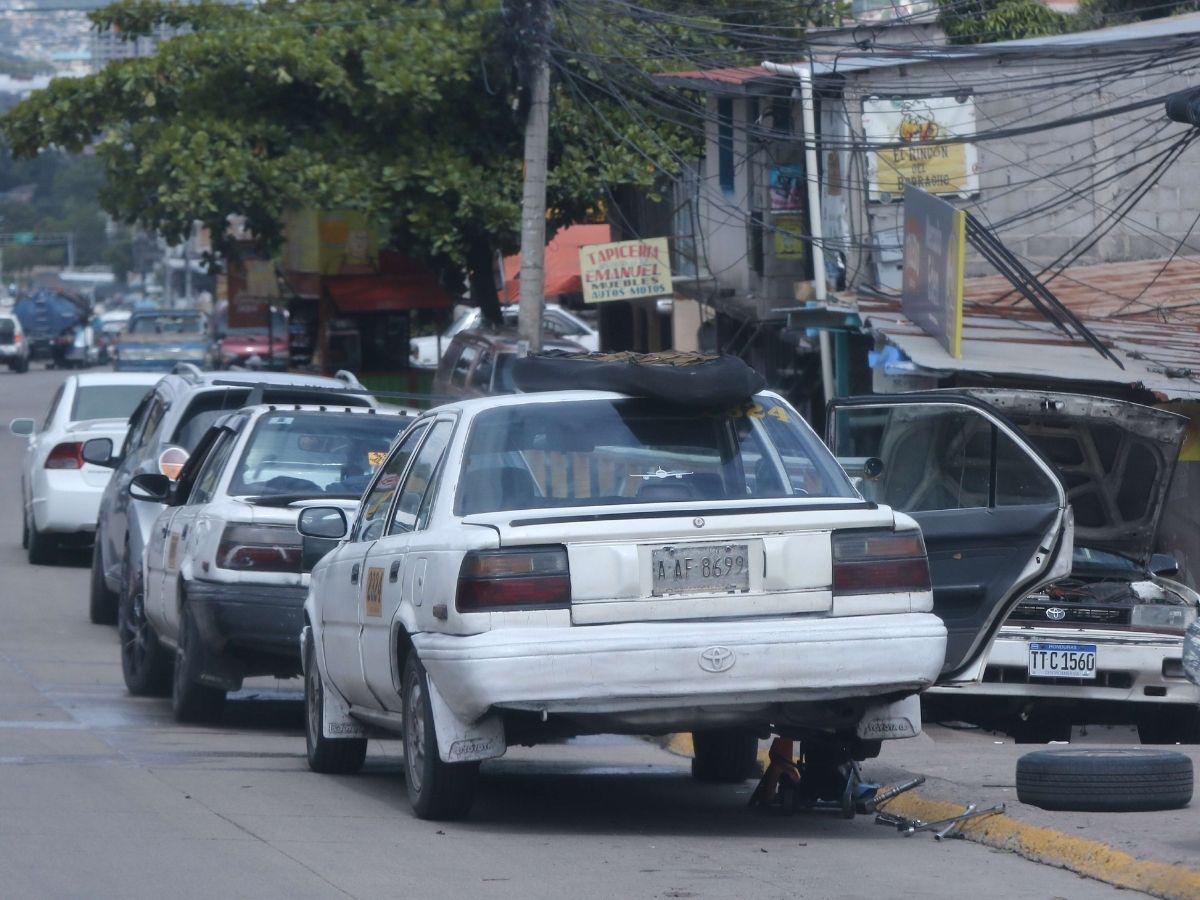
<box><xmin>510</xmin><ymin>351</ymin><xmax>765</xmax><ymax>408</ymax></box>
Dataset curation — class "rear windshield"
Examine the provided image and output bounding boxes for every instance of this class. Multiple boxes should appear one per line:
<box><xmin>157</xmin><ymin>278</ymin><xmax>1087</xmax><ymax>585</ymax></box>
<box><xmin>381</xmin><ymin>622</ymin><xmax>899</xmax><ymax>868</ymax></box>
<box><xmin>455</xmin><ymin>397</ymin><xmax>855</xmax><ymax>515</ymax></box>
<box><xmin>71</xmin><ymin>384</ymin><xmax>153</xmax><ymax>422</ymax></box>
<box><xmin>129</xmin><ymin>314</ymin><xmax>203</xmax><ymax>335</ymax></box>
<box><xmin>227</xmin><ymin>412</ymin><xmax>404</xmax><ymax>500</ymax></box>
<box><xmin>0</xmin><ymin>319</ymin><xmax>15</xmax><ymax>343</ymax></box>
<box><xmin>170</xmin><ymin>386</ymin><xmax>372</xmax><ymax>451</ymax></box>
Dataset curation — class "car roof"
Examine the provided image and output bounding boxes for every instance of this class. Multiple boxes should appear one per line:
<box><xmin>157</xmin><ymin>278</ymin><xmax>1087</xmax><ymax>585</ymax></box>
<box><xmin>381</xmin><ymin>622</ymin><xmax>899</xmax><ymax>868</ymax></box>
<box><xmin>240</xmin><ymin>403</ymin><xmax>410</xmax><ymax>419</ymax></box>
<box><xmin>428</xmin><ymin>387</ymin><xmax>782</xmax><ymax>419</ymax></box>
<box><xmin>70</xmin><ymin>372</ymin><xmax>164</xmax><ymax>388</ymax></box>
<box><xmin>453</xmin><ymin>327</ymin><xmax>583</xmax><ymax>352</ymax></box>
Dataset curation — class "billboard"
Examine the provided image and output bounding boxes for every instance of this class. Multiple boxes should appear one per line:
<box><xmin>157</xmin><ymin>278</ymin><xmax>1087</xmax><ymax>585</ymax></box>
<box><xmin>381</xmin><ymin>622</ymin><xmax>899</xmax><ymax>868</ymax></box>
<box><xmin>863</xmin><ymin>95</ymin><xmax>979</xmax><ymax>201</ymax></box>
<box><xmin>580</xmin><ymin>237</ymin><xmax>672</xmax><ymax>304</ymax></box>
<box><xmin>902</xmin><ymin>185</ymin><xmax>966</xmax><ymax>359</ymax></box>
<box><xmin>283</xmin><ymin>209</ymin><xmax>381</xmax><ymax>276</ymax></box>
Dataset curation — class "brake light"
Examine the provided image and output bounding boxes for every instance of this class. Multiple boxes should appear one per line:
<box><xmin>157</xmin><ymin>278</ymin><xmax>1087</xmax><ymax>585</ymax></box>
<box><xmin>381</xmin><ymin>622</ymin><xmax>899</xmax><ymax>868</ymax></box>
<box><xmin>13</xmin><ymin>333</ymin><xmax>21</xmax><ymax>344</ymax></box>
<box><xmin>832</xmin><ymin>530</ymin><xmax>930</xmax><ymax>596</ymax></box>
<box><xmin>158</xmin><ymin>446</ymin><xmax>189</xmax><ymax>481</ymax></box>
<box><xmin>216</xmin><ymin>524</ymin><xmax>302</xmax><ymax>573</ymax></box>
<box><xmin>45</xmin><ymin>442</ymin><xmax>84</xmax><ymax>469</ymax></box>
<box><xmin>456</xmin><ymin>546</ymin><xmax>571</xmax><ymax>612</ymax></box>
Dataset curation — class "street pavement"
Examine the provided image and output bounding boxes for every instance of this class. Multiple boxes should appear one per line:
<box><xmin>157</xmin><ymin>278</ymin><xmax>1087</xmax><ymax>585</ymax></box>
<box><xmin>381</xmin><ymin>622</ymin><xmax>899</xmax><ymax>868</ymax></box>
<box><xmin>0</xmin><ymin>367</ymin><xmax>1133</xmax><ymax>898</ymax></box>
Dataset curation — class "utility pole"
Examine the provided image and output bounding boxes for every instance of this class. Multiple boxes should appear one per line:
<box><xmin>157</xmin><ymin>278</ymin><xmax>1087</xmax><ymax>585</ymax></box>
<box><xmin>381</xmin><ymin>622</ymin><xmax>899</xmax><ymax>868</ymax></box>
<box><xmin>517</xmin><ymin>0</ymin><xmax>551</xmax><ymax>352</ymax></box>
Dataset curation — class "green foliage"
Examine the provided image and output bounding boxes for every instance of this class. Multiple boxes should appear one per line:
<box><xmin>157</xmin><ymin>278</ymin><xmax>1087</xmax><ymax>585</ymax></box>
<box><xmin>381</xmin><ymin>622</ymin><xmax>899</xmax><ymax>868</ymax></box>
<box><xmin>1075</xmin><ymin>0</ymin><xmax>1200</xmax><ymax>28</ymax></box>
<box><xmin>939</xmin><ymin>0</ymin><xmax>1075</xmax><ymax>43</ymax></box>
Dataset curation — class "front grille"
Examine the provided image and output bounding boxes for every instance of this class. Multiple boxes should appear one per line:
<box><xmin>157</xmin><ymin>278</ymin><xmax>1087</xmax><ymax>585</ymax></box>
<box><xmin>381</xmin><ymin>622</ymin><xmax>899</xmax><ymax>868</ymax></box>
<box><xmin>1009</xmin><ymin>603</ymin><xmax>1129</xmax><ymax>626</ymax></box>
<box><xmin>982</xmin><ymin>665</ymin><xmax>1134</xmax><ymax>689</ymax></box>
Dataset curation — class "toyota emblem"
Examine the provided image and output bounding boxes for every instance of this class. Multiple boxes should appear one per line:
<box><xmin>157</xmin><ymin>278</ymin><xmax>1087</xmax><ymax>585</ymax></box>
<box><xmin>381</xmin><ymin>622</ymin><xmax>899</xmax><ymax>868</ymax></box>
<box><xmin>699</xmin><ymin>646</ymin><xmax>735</xmax><ymax>673</ymax></box>
<box><xmin>693</xmin><ymin>517</ymin><xmax>705</xmax><ymax>529</ymax></box>
<box><xmin>1046</xmin><ymin>607</ymin><xmax>1067</xmax><ymax>621</ymax></box>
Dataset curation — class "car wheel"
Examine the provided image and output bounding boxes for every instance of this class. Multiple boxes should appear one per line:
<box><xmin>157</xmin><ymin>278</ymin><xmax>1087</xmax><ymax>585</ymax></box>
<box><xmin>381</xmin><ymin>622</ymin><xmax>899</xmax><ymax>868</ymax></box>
<box><xmin>26</xmin><ymin>509</ymin><xmax>58</xmax><ymax>566</ymax></box>
<box><xmin>171</xmin><ymin>603</ymin><xmax>226</xmax><ymax>724</ymax></box>
<box><xmin>1137</xmin><ymin>707</ymin><xmax>1200</xmax><ymax>745</ymax></box>
<box><xmin>118</xmin><ymin>559</ymin><xmax>171</xmax><ymax>696</ymax></box>
<box><xmin>14</xmin><ymin>357</ymin><xmax>27</xmax><ymax>373</ymax></box>
<box><xmin>690</xmin><ymin>730</ymin><xmax>762</xmax><ymax>782</ymax></box>
<box><xmin>88</xmin><ymin>537</ymin><xmax>119</xmax><ymax>625</ymax></box>
<box><xmin>402</xmin><ymin>653</ymin><xmax>478</xmax><ymax>821</ymax></box>
<box><xmin>1017</xmin><ymin>748</ymin><xmax>1193</xmax><ymax>812</ymax></box>
<box><xmin>21</xmin><ymin>506</ymin><xmax>28</xmax><ymax>549</ymax></box>
<box><xmin>304</xmin><ymin>629</ymin><xmax>367</xmax><ymax>774</ymax></box>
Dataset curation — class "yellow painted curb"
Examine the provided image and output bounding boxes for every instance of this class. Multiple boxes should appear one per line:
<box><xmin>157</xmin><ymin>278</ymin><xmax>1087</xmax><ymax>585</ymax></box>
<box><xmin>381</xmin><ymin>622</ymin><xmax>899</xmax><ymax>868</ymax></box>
<box><xmin>661</xmin><ymin>734</ymin><xmax>1200</xmax><ymax>900</ymax></box>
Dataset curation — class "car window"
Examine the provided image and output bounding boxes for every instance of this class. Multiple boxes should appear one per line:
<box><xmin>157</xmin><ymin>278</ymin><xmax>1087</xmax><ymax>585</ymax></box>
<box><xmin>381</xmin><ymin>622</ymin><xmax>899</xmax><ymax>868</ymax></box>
<box><xmin>70</xmin><ymin>384</ymin><xmax>153</xmax><ymax>423</ymax></box>
<box><xmin>391</xmin><ymin>420</ymin><xmax>453</xmax><ymax>534</ymax></box>
<box><xmin>450</xmin><ymin>345</ymin><xmax>478</xmax><ymax>388</ymax></box>
<box><xmin>189</xmin><ymin>431</ymin><xmax>240</xmax><ymax>505</ymax></box>
<box><xmin>120</xmin><ymin>393</ymin><xmax>154</xmax><ymax>457</ymax></box>
<box><xmin>0</xmin><ymin>318</ymin><xmax>16</xmax><ymax>343</ymax></box>
<box><xmin>454</xmin><ymin>398</ymin><xmax>854</xmax><ymax>515</ymax></box>
<box><xmin>139</xmin><ymin>396</ymin><xmax>170</xmax><ymax>449</ymax></box>
<box><xmin>128</xmin><ymin>314</ymin><xmax>203</xmax><ymax>335</ymax></box>
<box><xmin>544</xmin><ymin>313</ymin><xmax>584</xmax><ymax>337</ymax></box>
<box><xmin>354</xmin><ymin>424</ymin><xmax>427</xmax><ymax>542</ymax></box>
<box><xmin>227</xmin><ymin>411</ymin><xmax>405</xmax><ymax>501</ymax></box>
<box><xmin>469</xmin><ymin>350</ymin><xmax>495</xmax><ymax>391</ymax></box>
<box><xmin>42</xmin><ymin>384</ymin><xmax>65</xmax><ymax>431</ymax></box>
<box><xmin>170</xmin><ymin>389</ymin><xmax>250</xmax><ymax>451</ymax></box>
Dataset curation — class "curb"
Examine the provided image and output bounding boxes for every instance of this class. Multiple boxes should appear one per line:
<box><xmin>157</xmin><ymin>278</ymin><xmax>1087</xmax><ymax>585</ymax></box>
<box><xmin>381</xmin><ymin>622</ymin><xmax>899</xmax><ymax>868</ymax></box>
<box><xmin>662</xmin><ymin>734</ymin><xmax>1200</xmax><ymax>900</ymax></box>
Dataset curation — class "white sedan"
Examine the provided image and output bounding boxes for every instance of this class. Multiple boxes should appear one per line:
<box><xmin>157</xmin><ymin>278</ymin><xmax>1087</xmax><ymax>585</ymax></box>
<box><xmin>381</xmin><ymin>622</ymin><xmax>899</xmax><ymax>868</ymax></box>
<box><xmin>11</xmin><ymin>372</ymin><xmax>160</xmax><ymax>565</ymax></box>
<box><xmin>409</xmin><ymin>304</ymin><xmax>598</xmax><ymax>368</ymax></box>
<box><xmin>299</xmin><ymin>388</ymin><xmax>1071</xmax><ymax>820</ymax></box>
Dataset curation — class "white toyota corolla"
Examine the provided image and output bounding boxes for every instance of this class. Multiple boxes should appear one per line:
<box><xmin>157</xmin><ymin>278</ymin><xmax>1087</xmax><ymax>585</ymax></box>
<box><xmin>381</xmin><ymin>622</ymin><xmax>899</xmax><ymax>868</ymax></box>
<box><xmin>11</xmin><ymin>372</ymin><xmax>161</xmax><ymax>564</ymax></box>
<box><xmin>299</xmin><ymin>381</ymin><xmax>1072</xmax><ymax>820</ymax></box>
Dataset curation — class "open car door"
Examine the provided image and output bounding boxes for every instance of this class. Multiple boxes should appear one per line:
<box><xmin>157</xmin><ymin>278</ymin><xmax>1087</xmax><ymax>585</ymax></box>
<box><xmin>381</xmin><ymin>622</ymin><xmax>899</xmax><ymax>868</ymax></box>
<box><xmin>828</xmin><ymin>394</ymin><xmax>1074</xmax><ymax>684</ymax></box>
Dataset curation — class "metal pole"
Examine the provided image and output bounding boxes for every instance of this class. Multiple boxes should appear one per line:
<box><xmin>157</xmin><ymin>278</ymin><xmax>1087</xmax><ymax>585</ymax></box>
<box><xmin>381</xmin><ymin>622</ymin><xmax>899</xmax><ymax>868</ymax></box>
<box><xmin>183</xmin><ymin>224</ymin><xmax>193</xmax><ymax>305</ymax></box>
<box><xmin>66</xmin><ymin>232</ymin><xmax>75</xmax><ymax>270</ymax></box>
<box><xmin>517</xmin><ymin>0</ymin><xmax>551</xmax><ymax>352</ymax></box>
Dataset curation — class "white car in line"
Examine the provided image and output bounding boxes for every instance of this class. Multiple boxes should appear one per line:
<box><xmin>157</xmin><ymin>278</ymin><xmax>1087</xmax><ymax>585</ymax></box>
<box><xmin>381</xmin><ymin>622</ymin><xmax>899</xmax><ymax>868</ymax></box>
<box><xmin>409</xmin><ymin>304</ymin><xmax>598</xmax><ymax>369</ymax></box>
<box><xmin>11</xmin><ymin>372</ymin><xmax>161</xmax><ymax>565</ymax></box>
<box><xmin>120</xmin><ymin>404</ymin><xmax>411</xmax><ymax>722</ymax></box>
<box><xmin>297</xmin><ymin>385</ymin><xmax>1071</xmax><ymax>820</ymax></box>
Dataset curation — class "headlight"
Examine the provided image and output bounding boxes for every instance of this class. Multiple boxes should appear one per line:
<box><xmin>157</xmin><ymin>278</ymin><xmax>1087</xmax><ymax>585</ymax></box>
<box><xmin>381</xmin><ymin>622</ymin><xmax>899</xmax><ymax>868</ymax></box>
<box><xmin>1131</xmin><ymin>603</ymin><xmax>1198</xmax><ymax>634</ymax></box>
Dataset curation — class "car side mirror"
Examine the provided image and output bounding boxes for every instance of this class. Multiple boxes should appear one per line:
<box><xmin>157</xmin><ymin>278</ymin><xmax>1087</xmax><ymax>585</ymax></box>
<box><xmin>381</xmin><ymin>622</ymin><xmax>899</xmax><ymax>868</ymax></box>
<box><xmin>9</xmin><ymin>418</ymin><xmax>34</xmax><ymax>436</ymax></box>
<box><xmin>863</xmin><ymin>456</ymin><xmax>885</xmax><ymax>480</ymax></box>
<box><xmin>129</xmin><ymin>472</ymin><xmax>172</xmax><ymax>503</ymax></box>
<box><xmin>82</xmin><ymin>437</ymin><xmax>116</xmax><ymax>468</ymax></box>
<box><xmin>1150</xmin><ymin>553</ymin><xmax>1180</xmax><ymax>577</ymax></box>
<box><xmin>297</xmin><ymin>507</ymin><xmax>348</xmax><ymax>572</ymax></box>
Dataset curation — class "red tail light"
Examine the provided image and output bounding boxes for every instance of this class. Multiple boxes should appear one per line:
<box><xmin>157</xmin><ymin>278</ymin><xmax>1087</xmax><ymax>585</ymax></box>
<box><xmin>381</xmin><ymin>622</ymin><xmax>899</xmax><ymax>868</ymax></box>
<box><xmin>217</xmin><ymin>524</ymin><xmax>302</xmax><ymax>573</ymax></box>
<box><xmin>832</xmin><ymin>530</ymin><xmax>930</xmax><ymax>596</ymax></box>
<box><xmin>45</xmin><ymin>442</ymin><xmax>84</xmax><ymax>469</ymax></box>
<box><xmin>13</xmin><ymin>333</ymin><xmax>21</xmax><ymax>344</ymax></box>
<box><xmin>456</xmin><ymin>546</ymin><xmax>571</xmax><ymax>612</ymax></box>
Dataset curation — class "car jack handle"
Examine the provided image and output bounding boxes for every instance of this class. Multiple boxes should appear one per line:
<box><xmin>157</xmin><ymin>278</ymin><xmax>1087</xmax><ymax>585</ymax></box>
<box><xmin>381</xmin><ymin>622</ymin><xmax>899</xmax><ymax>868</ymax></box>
<box><xmin>860</xmin><ymin>776</ymin><xmax>925</xmax><ymax>814</ymax></box>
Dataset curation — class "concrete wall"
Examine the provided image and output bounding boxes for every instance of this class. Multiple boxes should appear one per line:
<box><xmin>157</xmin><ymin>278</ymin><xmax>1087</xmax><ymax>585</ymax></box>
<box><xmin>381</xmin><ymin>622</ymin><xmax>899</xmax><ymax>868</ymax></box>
<box><xmin>825</xmin><ymin>48</ymin><xmax>1200</xmax><ymax>286</ymax></box>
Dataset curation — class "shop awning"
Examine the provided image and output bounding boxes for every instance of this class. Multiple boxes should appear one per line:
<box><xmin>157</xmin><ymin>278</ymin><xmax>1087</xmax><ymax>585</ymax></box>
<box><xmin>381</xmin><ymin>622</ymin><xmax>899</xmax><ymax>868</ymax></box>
<box><xmin>324</xmin><ymin>252</ymin><xmax>455</xmax><ymax>313</ymax></box>
<box><xmin>502</xmin><ymin>224</ymin><xmax>611</xmax><ymax>303</ymax></box>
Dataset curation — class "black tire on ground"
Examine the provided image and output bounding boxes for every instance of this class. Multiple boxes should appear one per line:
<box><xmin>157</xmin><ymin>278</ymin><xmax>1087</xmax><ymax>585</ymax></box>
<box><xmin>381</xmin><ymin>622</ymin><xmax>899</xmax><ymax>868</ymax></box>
<box><xmin>26</xmin><ymin>511</ymin><xmax>58</xmax><ymax>566</ymax></box>
<box><xmin>171</xmin><ymin>602</ymin><xmax>226</xmax><ymax>723</ymax></box>
<box><xmin>21</xmin><ymin>505</ymin><xmax>28</xmax><ymax>549</ymax></box>
<box><xmin>402</xmin><ymin>653</ymin><xmax>478</xmax><ymax>821</ymax></box>
<box><xmin>88</xmin><ymin>537</ymin><xmax>119</xmax><ymax>625</ymax></box>
<box><xmin>118</xmin><ymin>558</ymin><xmax>172</xmax><ymax>696</ymax></box>
<box><xmin>690</xmin><ymin>730</ymin><xmax>762</xmax><ymax>782</ymax></box>
<box><xmin>1137</xmin><ymin>707</ymin><xmax>1200</xmax><ymax>745</ymax></box>
<box><xmin>1016</xmin><ymin>748</ymin><xmax>1193</xmax><ymax>812</ymax></box>
<box><xmin>13</xmin><ymin>357</ymin><xmax>28</xmax><ymax>373</ymax></box>
<box><xmin>304</xmin><ymin>629</ymin><xmax>367</xmax><ymax>774</ymax></box>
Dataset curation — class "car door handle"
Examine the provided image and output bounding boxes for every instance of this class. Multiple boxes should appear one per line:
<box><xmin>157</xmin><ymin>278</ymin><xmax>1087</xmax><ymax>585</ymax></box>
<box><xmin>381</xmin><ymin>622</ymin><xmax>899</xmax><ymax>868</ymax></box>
<box><xmin>160</xmin><ymin>525</ymin><xmax>169</xmax><ymax>537</ymax></box>
<box><xmin>181</xmin><ymin>525</ymin><xmax>189</xmax><ymax>540</ymax></box>
<box><xmin>351</xmin><ymin>563</ymin><xmax>360</xmax><ymax>585</ymax></box>
<box><xmin>389</xmin><ymin>559</ymin><xmax>402</xmax><ymax>583</ymax></box>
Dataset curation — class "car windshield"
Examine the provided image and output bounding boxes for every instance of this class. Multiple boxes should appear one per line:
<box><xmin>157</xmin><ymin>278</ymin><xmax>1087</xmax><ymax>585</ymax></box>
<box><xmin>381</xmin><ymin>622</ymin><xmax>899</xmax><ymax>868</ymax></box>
<box><xmin>128</xmin><ymin>314</ymin><xmax>202</xmax><ymax>335</ymax></box>
<box><xmin>70</xmin><ymin>384</ymin><xmax>153</xmax><ymax>422</ymax></box>
<box><xmin>455</xmin><ymin>396</ymin><xmax>856</xmax><ymax>515</ymax></box>
<box><xmin>228</xmin><ymin>412</ymin><xmax>405</xmax><ymax>500</ymax></box>
<box><xmin>1073</xmin><ymin>546</ymin><xmax>1141</xmax><ymax>575</ymax></box>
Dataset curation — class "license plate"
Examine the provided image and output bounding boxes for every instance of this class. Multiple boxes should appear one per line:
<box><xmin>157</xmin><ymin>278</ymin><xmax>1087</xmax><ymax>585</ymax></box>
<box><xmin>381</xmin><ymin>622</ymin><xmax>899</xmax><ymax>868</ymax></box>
<box><xmin>651</xmin><ymin>543</ymin><xmax>750</xmax><ymax>596</ymax></box>
<box><xmin>1028</xmin><ymin>642</ymin><xmax>1097</xmax><ymax>679</ymax></box>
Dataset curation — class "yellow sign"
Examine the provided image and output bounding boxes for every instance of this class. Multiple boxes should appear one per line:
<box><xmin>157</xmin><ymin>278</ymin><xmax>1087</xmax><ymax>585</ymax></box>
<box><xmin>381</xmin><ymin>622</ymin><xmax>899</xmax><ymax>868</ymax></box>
<box><xmin>365</xmin><ymin>567</ymin><xmax>384</xmax><ymax>618</ymax></box>
<box><xmin>864</xmin><ymin>96</ymin><xmax>979</xmax><ymax>200</ymax></box>
<box><xmin>773</xmin><ymin>214</ymin><xmax>807</xmax><ymax>262</ymax></box>
<box><xmin>283</xmin><ymin>209</ymin><xmax>381</xmax><ymax>276</ymax></box>
<box><xmin>874</xmin><ymin>144</ymin><xmax>970</xmax><ymax>197</ymax></box>
<box><xmin>580</xmin><ymin>237</ymin><xmax>672</xmax><ymax>304</ymax></box>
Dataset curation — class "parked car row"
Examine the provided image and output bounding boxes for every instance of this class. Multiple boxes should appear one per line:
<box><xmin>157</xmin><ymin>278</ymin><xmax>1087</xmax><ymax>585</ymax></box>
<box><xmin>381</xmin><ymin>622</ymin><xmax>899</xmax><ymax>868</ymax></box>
<box><xmin>10</xmin><ymin>353</ymin><xmax>1198</xmax><ymax>823</ymax></box>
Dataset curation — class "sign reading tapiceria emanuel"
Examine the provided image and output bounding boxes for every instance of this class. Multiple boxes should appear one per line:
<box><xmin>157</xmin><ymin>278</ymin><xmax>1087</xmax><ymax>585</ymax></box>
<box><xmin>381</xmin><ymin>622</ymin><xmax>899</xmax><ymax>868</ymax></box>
<box><xmin>580</xmin><ymin>237</ymin><xmax>673</xmax><ymax>304</ymax></box>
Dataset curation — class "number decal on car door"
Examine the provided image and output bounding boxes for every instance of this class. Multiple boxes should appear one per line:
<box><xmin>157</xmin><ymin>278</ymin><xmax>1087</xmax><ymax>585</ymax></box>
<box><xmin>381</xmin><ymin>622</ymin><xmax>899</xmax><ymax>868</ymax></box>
<box><xmin>365</xmin><ymin>567</ymin><xmax>384</xmax><ymax>618</ymax></box>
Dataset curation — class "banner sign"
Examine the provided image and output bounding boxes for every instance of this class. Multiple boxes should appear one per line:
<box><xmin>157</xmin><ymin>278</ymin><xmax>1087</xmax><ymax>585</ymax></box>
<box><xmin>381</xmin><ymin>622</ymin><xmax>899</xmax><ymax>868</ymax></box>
<box><xmin>902</xmin><ymin>185</ymin><xmax>966</xmax><ymax>359</ymax></box>
<box><xmin>863</xmin><ymin>96</ymin><xmax>979</xmax><ymax>201</ymax></box>
<box><xmin>580</xmin><ymin>237</ymin><xmax>672</xmax><ymax>303</ymax></box>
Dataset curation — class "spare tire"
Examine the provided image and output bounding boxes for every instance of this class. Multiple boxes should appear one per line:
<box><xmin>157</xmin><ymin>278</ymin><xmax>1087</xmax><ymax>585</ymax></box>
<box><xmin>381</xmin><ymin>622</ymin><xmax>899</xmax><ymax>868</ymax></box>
<box><xmin>1016</xmin><ymin>748</ymin><xmax>1193</xmax><ymax>812</ymax></box>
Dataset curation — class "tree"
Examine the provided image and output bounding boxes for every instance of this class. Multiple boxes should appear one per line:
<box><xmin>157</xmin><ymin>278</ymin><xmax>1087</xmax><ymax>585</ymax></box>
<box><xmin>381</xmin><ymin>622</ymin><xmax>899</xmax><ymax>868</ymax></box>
<box><xmin>939</xmin><ymin>0</ymin><xmax>1075</xmax><ymax>43</ymax></box>
<box><xmin>3</xmin><ymin>0</ymin><xmax>694</xmax><ymax>322</ymax></box>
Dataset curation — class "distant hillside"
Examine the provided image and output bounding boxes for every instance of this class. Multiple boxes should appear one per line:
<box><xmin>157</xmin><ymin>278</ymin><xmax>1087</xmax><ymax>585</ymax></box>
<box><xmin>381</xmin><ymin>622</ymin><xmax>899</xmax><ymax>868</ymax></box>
<box><xmin>0</xmin><ymin>52</ymin><xmax>53</xmax><ymax>79</ymax></box>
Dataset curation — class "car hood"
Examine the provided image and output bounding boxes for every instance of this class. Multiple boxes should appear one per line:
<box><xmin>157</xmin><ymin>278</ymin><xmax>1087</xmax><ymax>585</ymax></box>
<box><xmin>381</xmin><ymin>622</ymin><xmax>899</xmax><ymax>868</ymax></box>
<box><xmin>962</xmin><ymin>389</ymin><xmax>1187</xmax><ymax>565</ymax></box>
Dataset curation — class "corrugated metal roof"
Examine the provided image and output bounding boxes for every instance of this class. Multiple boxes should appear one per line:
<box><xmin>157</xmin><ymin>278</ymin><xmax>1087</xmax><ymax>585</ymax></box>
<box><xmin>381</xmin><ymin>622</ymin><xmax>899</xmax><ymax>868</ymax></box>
<box><xmin>857</xmin><ymin>256</ymin><xmax>1200</xmax><ymax>399</ymax></box>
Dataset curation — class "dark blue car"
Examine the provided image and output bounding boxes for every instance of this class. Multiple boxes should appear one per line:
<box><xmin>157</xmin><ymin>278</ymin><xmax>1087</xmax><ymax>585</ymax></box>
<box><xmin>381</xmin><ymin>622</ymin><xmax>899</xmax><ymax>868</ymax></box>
<box><xmin>113</xmin><ymin>311</ymin><xmax>209</xmax><ymax>372</ymax></box>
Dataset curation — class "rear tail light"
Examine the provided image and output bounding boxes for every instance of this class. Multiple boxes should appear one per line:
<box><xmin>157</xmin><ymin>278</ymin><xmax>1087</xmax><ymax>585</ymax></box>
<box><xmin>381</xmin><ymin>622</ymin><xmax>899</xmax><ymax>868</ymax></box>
<box><xmin>456</xmin><ymin>546</ymin><xmax>571</xmax><ymax>612</ymax></box>
<box><xmin>158</xmin><ymin>446</ymin><xmax>189</xmax><ymax>480</ymax></box>
<box><xmin>13</xmin><ymin>333</ymin><xmax>21</xmax><ymax>344</ymax></box>
<box><xmin>217</xmin><ymin>524</ymin><xmax>302</xmax><ymax>573</ymax></box>
<box><xmin>45</xmin><ymin>442</ymin><xmax>84</xmax><ymax>469</ymax></box>
<box><xmin>832</xmin><ymin>529</ymin><xmax>930</xmax><ymax>596</ymax></box>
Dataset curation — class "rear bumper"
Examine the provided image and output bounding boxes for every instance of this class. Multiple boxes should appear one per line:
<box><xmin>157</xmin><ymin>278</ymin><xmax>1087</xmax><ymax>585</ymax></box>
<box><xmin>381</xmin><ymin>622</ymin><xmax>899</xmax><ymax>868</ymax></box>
<box><xmin>32</xmin><ymin>473</ymin><xmax>104</xmax><ymax>534</ymax></box>
<box><xmin>414</xmin><ymin>612</ymin><xmax>948</xmax><ymax>723</ymax></box>
<box><xmin>187</xmin><ymin>579</ymin><xmax>307</xmax><ymax>671</ymax></box>
<box><xmin>927</xmin><ymin>628</ymin><xmax>1199</xmax><ymax>707</ymax></box>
